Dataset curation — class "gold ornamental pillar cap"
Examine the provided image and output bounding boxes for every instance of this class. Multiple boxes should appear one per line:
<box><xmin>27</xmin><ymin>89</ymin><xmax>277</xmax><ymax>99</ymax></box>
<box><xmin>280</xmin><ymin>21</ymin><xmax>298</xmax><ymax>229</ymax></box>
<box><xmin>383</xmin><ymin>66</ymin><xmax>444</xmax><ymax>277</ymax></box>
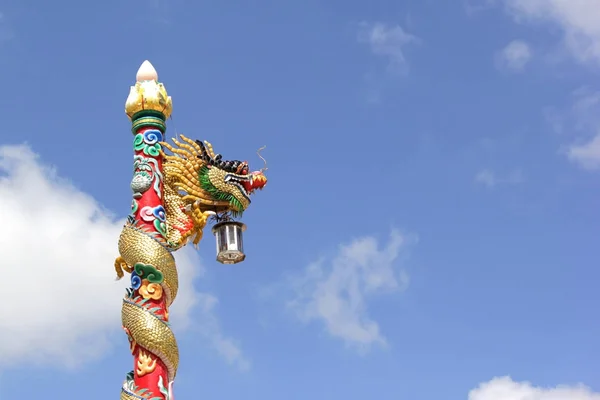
<box><xmin>136</xmin><ymin>60</ymin><xmax>158</xmax><ymax>82</ymax></box>
<box><xmin>125</xmin><ymin>60</ymin><xmax>173</xmax><ymax>121</ymax></box>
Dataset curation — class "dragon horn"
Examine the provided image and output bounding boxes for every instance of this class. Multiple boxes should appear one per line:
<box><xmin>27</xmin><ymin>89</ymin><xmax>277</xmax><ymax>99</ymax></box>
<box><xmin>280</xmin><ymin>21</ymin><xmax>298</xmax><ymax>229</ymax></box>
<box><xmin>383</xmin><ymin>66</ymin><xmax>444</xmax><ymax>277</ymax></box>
<box><xmin>257</xmin><ymin>145</ymin><xmax>268</xmax><ymax>173</ymax></box>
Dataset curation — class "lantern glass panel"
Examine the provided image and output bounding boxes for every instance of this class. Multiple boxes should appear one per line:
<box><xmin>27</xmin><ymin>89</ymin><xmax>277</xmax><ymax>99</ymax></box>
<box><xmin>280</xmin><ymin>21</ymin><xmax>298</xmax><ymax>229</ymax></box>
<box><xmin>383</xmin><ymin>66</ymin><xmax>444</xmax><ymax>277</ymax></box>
<box><xmin>235</xmin><ymin>227</ymin><xmax>244</xmax><ymax>252</ymax></box>
<box><xmin>227</xmin><ymin>225</ymin><xmax>237</xmax><ymax>250</ymax></box>
<box><xmin>217</xmin><ymin>227</ymin><xmax>228</xmax><ymax>252</ymax></box>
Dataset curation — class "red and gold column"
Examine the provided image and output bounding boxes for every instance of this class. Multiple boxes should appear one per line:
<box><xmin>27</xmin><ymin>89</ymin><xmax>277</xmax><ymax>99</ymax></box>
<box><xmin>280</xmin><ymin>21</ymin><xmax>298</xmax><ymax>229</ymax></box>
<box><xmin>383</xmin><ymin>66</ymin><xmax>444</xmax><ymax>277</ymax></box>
<box><xmin>117</xmin><ymin>60</ymin><xmax>177</xmax><ymax>400</ymax></box>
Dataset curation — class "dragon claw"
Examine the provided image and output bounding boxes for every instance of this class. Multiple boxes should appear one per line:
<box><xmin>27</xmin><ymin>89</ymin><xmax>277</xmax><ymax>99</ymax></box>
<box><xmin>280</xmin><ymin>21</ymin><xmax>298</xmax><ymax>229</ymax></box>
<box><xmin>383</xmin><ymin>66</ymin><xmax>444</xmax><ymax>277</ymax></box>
<box><xmin>114</xmin><ymin>256</ymin><xmax>133</xmax><ymax>280</ymax></box>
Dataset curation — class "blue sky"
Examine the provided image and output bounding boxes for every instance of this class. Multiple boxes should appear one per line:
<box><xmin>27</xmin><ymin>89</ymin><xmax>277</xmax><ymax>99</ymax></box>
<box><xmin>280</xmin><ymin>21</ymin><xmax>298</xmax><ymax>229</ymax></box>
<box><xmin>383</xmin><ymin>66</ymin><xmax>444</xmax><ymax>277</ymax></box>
<box><xmin>0</xmin><ymin>0</ymin><xmax>599</xmax><ymax>399</ymax></box>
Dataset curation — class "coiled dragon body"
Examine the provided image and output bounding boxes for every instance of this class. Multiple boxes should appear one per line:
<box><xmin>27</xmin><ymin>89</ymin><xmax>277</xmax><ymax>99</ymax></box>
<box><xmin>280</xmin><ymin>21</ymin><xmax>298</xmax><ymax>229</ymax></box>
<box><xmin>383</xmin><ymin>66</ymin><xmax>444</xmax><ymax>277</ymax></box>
<box><xmin>115</xmin><ymin>133</ymin><xmax>267</xmax><ymax>400</ymax></box>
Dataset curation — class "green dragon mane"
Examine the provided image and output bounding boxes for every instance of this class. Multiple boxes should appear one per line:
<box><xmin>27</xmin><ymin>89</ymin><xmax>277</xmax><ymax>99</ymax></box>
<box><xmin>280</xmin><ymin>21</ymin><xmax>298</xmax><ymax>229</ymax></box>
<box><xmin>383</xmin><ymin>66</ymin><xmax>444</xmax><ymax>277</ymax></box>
<box><xmin>198</xmin><ymin>166</ymin><xmax>244</xmax><ymax>216</ymax></box>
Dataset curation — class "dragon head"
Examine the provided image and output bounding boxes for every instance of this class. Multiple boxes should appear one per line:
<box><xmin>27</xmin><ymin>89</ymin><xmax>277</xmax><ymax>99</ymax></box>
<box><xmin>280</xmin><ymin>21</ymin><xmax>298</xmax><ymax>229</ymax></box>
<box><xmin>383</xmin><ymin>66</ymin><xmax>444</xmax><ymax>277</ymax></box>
<box><xmin>196</xmin><ymin>140</ymin><xmax>267</xmax><ymax>214</ymax></box>
<box><xmin>161</xmin><ymin>135</ymin><xmax>267</xmax><ymax>218</ymax></box>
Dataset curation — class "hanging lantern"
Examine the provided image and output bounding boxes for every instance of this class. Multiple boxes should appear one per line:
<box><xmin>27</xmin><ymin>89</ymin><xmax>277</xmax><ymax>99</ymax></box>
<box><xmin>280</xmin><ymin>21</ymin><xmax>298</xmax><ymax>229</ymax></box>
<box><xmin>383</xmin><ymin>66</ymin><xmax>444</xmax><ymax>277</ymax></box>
<box><xmin>211</xmin><ymin>221</ymin><xmax>247</xmax><ymax>264</ymax></box>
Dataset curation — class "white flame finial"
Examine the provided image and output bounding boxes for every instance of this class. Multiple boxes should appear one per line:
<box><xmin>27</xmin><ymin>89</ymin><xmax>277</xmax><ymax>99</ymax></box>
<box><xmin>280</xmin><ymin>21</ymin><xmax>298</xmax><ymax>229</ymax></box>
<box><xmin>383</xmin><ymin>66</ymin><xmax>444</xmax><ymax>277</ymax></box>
<box><xmin>136</xmin><ymin>60</ymin><xmax>158</xmax><ymax>82</ymax></box>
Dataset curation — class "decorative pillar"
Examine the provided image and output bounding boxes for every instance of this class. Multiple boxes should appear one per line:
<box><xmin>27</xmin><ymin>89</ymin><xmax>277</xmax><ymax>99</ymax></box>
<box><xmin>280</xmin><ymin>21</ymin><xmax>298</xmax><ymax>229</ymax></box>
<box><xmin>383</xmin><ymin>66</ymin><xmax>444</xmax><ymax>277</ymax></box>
<box><xmin>116</xmin><ymin>60</ymin><xmax>177</xmax><ymax>400</ymax></box>
<box><xmin>113</xmin><ymin>59</ymin><xmax>269</xmax><ymax>400</ymax></box>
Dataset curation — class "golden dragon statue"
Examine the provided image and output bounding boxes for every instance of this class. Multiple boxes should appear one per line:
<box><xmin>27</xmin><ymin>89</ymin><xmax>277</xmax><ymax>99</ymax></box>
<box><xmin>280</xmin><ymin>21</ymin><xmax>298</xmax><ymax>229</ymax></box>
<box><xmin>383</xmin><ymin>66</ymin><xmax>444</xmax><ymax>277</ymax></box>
<box><xmin>115</xmin><ymin>61</ymin><xmax>267</xmax><ymax>400</ymax></box>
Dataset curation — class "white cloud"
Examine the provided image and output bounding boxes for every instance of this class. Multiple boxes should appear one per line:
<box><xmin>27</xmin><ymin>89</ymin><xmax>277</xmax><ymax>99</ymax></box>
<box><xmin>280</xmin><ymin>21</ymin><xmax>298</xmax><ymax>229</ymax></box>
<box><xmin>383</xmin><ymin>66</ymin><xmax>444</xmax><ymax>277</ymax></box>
<box><xmin>288</xmin><ymin>231</ymin><xmax>412</xmax><ymax>352</ymax></box>
<box><xmin>194</xmin><ymin>293</ymin><xmax>251</xmax><ymax>371</ymax></box>
<box><xmin>496</xmin><ymin>40</ymin><xmax>532</xmax><ymax>71</ymax></box>
<box><xmin>475</xmin><ymin>169</ymin><xmax>497</xmax><ymax>187</ymax></box>
<box><xmin>0</xmin><ymin>144</ymin><xmax>247</xmax><ymax>369</ymax></box>
<box><xmin>492</xmin><ymin>2</ymin><xmax>600</xmax><ymax>168</ymax></box>
<box><xmin>475</xmin><ymin>168</ymin><xmax>525</xmax><ymax>188</ymax></box>
<box><xmin>358</xmin><ymin>22</ymin><xmax>419</xmax><ymax>74</ymax></box>
<box><xmin>567</xmin><ymin>133</ymin><xmax>600</xmax><ymax>169</ymax></box>
<box><xmin>470</xmin><ymin>376</ymin><xmax>600</xmax><ymax>400</ymax></box>
<box><xmin>547</xmin><ymin>89</ymin><xmax>600</xmax><ymax>170</ymax></box>
<box><xmin>503</xmin><ymin>0</ymin><xmax>600</xmax><ymax>66</ymax></box>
